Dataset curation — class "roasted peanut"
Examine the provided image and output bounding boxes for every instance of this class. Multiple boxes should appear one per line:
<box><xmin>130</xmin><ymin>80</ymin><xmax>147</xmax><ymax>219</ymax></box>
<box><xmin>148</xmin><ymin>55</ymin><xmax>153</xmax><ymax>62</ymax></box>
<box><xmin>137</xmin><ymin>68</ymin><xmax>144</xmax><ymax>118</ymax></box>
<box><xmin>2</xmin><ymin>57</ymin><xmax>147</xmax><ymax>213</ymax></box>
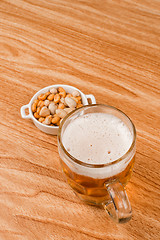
<box><xmin>58</xmin><ymin>103</ymin><xmax>65</xmax><ymax>109</ymax></box>
<box><xmin>59</xmin><ymin>92</ymin><xmax>66</xmax><ymax>98</ymax></box>
<box><xmin>34</xmin><ymin>112</ymin><xmax>40</xmax><ymax>119</ymax></box>
<box><xmin>39</xmin><ymin>106</ymin><xmax>50</xmax><ymax>117</ymax></box>
<box><xmin>65</xmin><ymin>97</ymin><xmax>77</xmax><ymax>108</ymax></box>
<box><xmin>58</xmin><ymin>87</ymin><xmax>66</xmax><ymax>98</ymax></box>
<box><xmin>34</xmin><ymin>99</ymin><xmax>39</xmax><ymax>105</ymax></box>
<box><xmin>58</xmin><ymin>87</ymin><xmax>65</xmax><ymax>93</ymax></box>
<box><xmin>66</xmin><ymin>93</ymin><xmax>73</xmax><ymax>98</ymax></box>
<box><xmin>47</xmin><ymin>93</ymin><xmax>54</xmax><ymax>101</ymax></box>
<box><xmin>72</xmin><ymin>90</ymin><xmax>80</xmax><ymax>97</ymax></box>
<box><xmin>49</xmin><ymin>103</ymin><xmax>57</xmax><ymax>115</ymax></box>
<box><xmin>44</xmin><ymin>99</ymin><xmax>50</xmax><ymax>107</ymax></box>
<box><xmin>76</xmin><ymin>96</ymin><xmax>81</xmax><ymax>101</ymax></box>
<box><xmin>37</xmin><ymin>100</ymin><xmax>44</xmax><ymax>108</ymax></box>
<box><xmin>45</xmin><ymin>91</ymin><xmax>51</xmax><ymax>97</ymax></box>
<box><xmin>54</xmin><ymin>94</ymin><xmax>60</xmax><ymax>103</ymax></box>
<box><xmin>60</xmin><ymin>97</ymin><xmax>67</xmax><ymax>106</ymax></box>
<box><xmin>43</xmin><ymin>115</ymin><xmax>52</xmax><ymax>125</ymax></box>
<box><xmin>50</xmin><ymin>87</ymin><xmax>57</xmax><ymax>94</ymax></box>
<box><xmin>39</xmin><ymin>117</ymin><xmax>45</xmax><ymax>123</ymax></box>
<box><xmin>55</xmin><ymin>120</ymin><xmax>61</xmax><ymax>126</ymax></box>
<box><xmin>31</xmin><ymin>102</ymin><xmax>37</xmax><ymax>112</ymax></box>
<box><xmin>37</xmin><ymin>107</ymin><xmax>41</xmax><ymax>114</ymax></box>
<box><xmin>56</xmin><ymin>109</ymin><xmax>67</xmax><ymax>119</ymax></box>
<box><xmin>38</xmin><ymin>94</ymin><xmax>47</xmax><ymax>101</ymax></box>
<box><xmin>71</xmin><ymin>96</ymin><xmax>81</xmax><ymax>104</ymax></box>
<box><xmin>52</xmin><ymin>115</ymin><xmax>60</xmax><ymax>124</ymax></box>
<box><xmin>77</xmin><ymin>103</ymin><xmax>83</xmax><ymax>108</ymax></box>
<box><xmin>71</xmin><ymin>97</ymin><xmax>79</xmax><ymax>104</ymax></box>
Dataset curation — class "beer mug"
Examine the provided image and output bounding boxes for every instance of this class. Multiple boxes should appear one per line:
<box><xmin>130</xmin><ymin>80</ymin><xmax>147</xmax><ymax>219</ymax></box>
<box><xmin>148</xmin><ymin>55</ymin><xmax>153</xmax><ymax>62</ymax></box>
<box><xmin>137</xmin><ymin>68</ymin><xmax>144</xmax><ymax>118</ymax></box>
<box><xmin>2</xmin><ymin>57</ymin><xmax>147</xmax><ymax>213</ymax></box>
<box><xmin>58</xmin><ymin>104</ymin><xmax>136</xmax><ymax>223</ymax></box>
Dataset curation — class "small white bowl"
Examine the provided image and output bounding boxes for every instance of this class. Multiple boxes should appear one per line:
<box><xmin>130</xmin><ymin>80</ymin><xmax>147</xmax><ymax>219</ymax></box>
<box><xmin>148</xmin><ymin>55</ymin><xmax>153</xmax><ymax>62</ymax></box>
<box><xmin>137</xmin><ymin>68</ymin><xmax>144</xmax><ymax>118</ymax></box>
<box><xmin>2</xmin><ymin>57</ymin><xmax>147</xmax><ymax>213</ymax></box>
<box><xmin>20</xmin><ymin>84</ymin><xmax>96</xmax><ymax>135</ymax></box>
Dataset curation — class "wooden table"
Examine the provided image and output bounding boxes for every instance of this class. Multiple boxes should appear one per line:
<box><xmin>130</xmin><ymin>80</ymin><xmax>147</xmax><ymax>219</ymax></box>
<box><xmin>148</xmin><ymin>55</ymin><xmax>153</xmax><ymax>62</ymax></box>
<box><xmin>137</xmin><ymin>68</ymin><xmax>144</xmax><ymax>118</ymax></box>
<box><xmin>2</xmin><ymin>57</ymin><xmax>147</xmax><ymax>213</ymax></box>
<box><xmin>1</xmin><ymin>0</ymin><xmax>160</xmax><ymax>239</ymax></box>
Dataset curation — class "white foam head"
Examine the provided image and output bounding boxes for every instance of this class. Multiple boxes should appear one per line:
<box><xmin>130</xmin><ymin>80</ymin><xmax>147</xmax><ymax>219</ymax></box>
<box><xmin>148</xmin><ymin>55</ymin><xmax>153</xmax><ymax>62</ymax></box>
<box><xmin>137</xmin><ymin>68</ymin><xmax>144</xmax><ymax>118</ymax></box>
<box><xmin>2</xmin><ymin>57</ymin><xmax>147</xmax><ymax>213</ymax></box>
<box><xmin>61</xmin><ymin>113</ymin><xmax>134</xmax><ymax>178</ymax></box>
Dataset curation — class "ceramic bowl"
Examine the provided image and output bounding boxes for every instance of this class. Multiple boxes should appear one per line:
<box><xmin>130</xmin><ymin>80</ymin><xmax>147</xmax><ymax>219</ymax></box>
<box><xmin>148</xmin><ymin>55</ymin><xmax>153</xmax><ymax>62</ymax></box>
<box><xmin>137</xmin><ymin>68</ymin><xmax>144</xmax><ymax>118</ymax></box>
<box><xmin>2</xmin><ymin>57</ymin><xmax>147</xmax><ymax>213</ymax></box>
<box><xmin>20</xmin><ymin>84</ymin><xmax>96</xmax><ymax>135</ymax></box>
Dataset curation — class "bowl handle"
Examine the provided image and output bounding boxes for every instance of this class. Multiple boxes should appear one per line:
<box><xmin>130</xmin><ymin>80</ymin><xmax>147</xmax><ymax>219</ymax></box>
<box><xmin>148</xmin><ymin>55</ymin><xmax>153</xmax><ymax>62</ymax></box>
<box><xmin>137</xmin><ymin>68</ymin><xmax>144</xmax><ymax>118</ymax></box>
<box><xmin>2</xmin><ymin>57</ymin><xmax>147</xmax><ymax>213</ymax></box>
<box><xmin>85</xmin><ymin>94</ymin><xmax>96</xmax><ymax>104</ymax></box>
<box><xmin>20</xmin><ymin>104</ymin><xmax>32</xmax><ymax>119</ymax></box>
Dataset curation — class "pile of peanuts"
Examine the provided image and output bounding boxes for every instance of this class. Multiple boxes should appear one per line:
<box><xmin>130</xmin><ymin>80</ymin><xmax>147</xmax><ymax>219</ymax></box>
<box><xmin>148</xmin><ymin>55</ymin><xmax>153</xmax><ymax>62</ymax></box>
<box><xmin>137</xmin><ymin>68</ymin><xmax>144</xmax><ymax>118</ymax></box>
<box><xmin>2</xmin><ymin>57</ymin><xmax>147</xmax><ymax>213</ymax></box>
<box><xmin>31</xmin><ymin>87</ymin><xmax>83</xmax><ymax>126</ymax></box>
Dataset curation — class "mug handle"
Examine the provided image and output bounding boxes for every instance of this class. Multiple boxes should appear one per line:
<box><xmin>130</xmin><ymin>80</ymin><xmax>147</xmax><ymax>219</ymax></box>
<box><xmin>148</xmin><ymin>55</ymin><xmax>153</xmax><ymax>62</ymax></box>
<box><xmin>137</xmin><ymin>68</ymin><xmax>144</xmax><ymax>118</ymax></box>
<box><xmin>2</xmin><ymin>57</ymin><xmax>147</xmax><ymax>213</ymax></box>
<box><xmin>20</xmin><ymin>104</ymin><xmax>32</xmax><ymax>119</ymax></box>
<box><xmin>85</xmin><ymin>94</ymin><xmax>96</xmax><ymax>104</ymax></box>
<box><xmin>103</xmin><ymin>181</ymin><xmax>132</xmax><ymax>223</ymax></box>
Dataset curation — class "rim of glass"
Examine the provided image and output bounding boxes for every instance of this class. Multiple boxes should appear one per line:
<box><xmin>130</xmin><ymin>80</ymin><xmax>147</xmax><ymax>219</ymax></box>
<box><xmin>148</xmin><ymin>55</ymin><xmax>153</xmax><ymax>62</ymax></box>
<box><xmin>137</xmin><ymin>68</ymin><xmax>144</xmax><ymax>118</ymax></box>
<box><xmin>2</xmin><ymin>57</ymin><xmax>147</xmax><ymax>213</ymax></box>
<box><xmin>57</xmin><ymin>104</ymin><xmax>136</xmax><ymax>168</ymax></box>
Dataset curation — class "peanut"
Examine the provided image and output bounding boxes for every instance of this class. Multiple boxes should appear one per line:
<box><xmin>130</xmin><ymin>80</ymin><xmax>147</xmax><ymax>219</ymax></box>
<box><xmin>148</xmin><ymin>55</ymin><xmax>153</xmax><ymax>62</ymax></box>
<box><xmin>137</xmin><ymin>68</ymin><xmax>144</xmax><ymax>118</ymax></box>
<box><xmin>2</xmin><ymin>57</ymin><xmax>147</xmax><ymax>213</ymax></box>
<box><xmin>58</xmin><ymin>103</ymin><xmax>65</xmax><ymax>109</ymax></box>
<box><xmin>54</xmin><ymin>94</ymin><xmax>60</xmax><ymax>104</ymax></box>
<box><xmin>34</xmin><ymin>112</ymin><xmax>40</xmax><ymax>119</ymax></box>
<box><xmin>34</xmin><ymin>99</ymin><xmax>39</xmax><ymax>105</ymax></box>
<box><xmin>37</xmin><ymin>107</ymin><xmax>41</xmax><ymax>114</ymax></box>
<box><xmin>66</xmin><ymin>93</ymin><xmax>72</xmax><ymax>98</ymax></box>
<box><xmin>38</xmin><ymin>94</ymin><xmax>47</xmax><ymax>101</ymax></box>
<box><xmin>56</xmin><ymin>109</ymin><xmax>67</xmax><ymax>119</ymax></box>
<box><xmin>58</xmin><ymin>87</ymin><xmax>65</xmax><ymax>93</ymax></box>
<box><xmin>39</xmin><ymin>117</ymin><xmax>45</xmax><ymax>123</ymax></box>
<box><xmin>39</xmin><ymin>106</ymin><xmax>50</xmax><ymax>117</ymax></box>
<box><xmin>45</xmin><ymin>91</ymin><xmax>51</xmax><ymax>97</ymax></box>
<box><xmin>71</xmin><ymin>97</ymin><xmax>79</xmax><ymax>104</ymax></box>
<box><xmin>72</xmin><ymin>90</ymin><xmax>80</xmax><ymax>97</ymax></box>
<box><xmin>55</xmin><ymin>120</ymin><xmax>61</xmax><ymax>126</ymax></box>
<box><xmin>76</xmin><ymin>96</ymin><xmax>82</xmax><ymax>101</ymax></box>
<box><xmin>65</xmin><ymin>97</ymin><xmax>77</xmax><ymax>108</ymax></box>
<box><xmin>44</xmin><ymin>99</ymin><xmax>50</xmax><ymax>107</ymax></box>
<box><xmin>60</xmin><ymin>97</ymin><xmax>67</xmax><ymax>106</ymax></box>
<box><xmin>49</xmin><ymin>103</ymin><xmax>57</xmax><ymax>115</ymax></box>
<box><xmin>77</xmin><ymin>103</ymin><xmax>83</xmax><ymax>108</ymax></box>
<box><xmin>50</xmin><ymin>87</ymin><xmax>57</xmax><ymax>94</ymax></box>
<box><xmin>76</xmin><ymin>97</ymin><xmax>82</xmax><ymax>105</ymax></box>
<box><xmin>52</xmin><ymin>115</ymin><xmax>60</xmax><ymax>124</ymax></box>
<box><xmin>58</xmin><ymin>87</ymin><xmax>66</xmax><ymax>98</ymax></box>
<box><xmin>53</xmin><ymin>113</ymin><xmax>59</xmax><ymax>117</ymax></box>
<box><xmin>47</xmin><ymin>93</ymin><xmax>55</xmax><ymax>101</ymax></box>
<box><xmin>31</xmin><ymin>102</ymin><xmax>37</xmax><ymax>112</ymax></box>
<box><xmin>59</xmin><ymin>92</ymin><xmax>66</xmax><ymax>98</ymax></box>
<box><xmin>43</xmin><ymin>115</ymin><xmax>52</xmax><ymax>125</ymax></box>
<box><xmin>37</xmin><ymin>100</ymin><xmax>44</xmax><ymax>108</ymax></box>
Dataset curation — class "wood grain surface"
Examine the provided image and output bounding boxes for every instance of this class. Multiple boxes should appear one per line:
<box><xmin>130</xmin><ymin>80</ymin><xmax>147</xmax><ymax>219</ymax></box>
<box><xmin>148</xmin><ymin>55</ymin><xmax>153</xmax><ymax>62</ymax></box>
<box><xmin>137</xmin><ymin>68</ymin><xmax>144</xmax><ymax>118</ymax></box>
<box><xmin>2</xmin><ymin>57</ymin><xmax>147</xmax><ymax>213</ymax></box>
<box><xmin>0</xmin><ymin>0</ymin><xmax>160</xmax><ymax>239</ymax></box>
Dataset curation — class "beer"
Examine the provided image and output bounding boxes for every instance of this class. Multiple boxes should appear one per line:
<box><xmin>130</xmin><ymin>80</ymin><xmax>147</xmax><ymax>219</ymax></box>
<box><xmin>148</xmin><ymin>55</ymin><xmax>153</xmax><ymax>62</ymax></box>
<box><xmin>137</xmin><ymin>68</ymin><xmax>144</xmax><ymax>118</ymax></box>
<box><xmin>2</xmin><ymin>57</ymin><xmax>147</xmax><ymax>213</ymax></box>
<box><xmin>59</xmin><ymin>112</ymin><xmax>135</xmax><ymax>205</ymax></box>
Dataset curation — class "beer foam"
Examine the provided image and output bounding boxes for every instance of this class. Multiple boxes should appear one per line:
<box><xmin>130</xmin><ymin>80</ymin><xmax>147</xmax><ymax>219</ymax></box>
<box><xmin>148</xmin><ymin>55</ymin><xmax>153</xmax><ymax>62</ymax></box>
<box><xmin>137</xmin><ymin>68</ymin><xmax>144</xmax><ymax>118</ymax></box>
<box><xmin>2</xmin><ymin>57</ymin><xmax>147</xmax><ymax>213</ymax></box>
<box><xmin>61</xmin><ymin>113</ymin><xmax>134</xmax><ymax>178</ymax></box>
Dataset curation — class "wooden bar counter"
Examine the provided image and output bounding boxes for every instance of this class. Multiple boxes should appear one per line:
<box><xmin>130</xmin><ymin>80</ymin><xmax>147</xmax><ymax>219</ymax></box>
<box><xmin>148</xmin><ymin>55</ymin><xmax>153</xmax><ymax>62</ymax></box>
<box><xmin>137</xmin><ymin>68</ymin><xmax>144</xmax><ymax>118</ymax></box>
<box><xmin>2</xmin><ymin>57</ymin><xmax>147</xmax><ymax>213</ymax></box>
<box><xmin>0</xmin><ymin>0</ymin><xmax>160</xmax><ymax>239</ymax></box>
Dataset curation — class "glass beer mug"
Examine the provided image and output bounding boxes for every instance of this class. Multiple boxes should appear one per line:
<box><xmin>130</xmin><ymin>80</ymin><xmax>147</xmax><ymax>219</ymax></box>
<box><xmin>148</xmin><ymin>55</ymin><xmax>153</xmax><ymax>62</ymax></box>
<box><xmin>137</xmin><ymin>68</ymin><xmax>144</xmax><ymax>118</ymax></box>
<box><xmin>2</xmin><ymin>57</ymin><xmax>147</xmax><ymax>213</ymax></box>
<box><xmin>58</xmin><ymin>104</ymin><xmax>136</xmax><ymax>223</ymax></box>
